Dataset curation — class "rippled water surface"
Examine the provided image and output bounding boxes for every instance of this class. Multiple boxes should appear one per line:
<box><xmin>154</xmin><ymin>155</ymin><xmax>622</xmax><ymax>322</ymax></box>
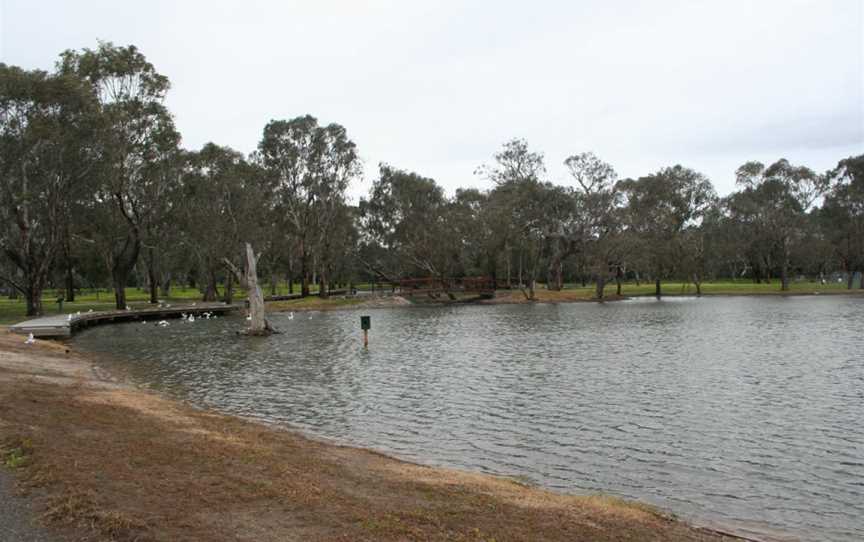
<box><xmin>73</xmin><ymin>296</ymin><xmax>864</xmax><ymax>541</ymax></box>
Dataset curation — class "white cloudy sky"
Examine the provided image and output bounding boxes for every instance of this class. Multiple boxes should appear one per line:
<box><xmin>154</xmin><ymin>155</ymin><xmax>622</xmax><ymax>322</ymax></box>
<box><xmin>2</xmin><ymin>0</ymin><xmax>862</xmax><ymax>200</ymax></box>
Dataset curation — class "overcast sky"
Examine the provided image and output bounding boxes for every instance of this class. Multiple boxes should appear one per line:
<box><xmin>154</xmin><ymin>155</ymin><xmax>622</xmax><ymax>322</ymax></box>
<box><xmin>2</xmin><ymin>0</ymin><xmax>862</xmax><ymax>201</ymax></box>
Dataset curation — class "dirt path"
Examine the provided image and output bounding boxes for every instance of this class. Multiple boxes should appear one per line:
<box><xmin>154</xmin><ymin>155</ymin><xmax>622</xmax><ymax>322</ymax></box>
<box><xmin>0</xmin><ymin>329</ymin><xmax>743</xmax><ymax>542</ymax></box>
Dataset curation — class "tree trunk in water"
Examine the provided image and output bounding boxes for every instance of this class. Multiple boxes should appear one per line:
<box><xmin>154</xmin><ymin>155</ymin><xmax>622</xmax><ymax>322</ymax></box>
<box><xmin>655</xmin><ymin>278</ymin><xmax>662</xmax><ymax>298</ymax></box>
<box><xmin>243</xmin><ymin>243</ymin><xmax>272</xmax><ymax>335</ymax></box>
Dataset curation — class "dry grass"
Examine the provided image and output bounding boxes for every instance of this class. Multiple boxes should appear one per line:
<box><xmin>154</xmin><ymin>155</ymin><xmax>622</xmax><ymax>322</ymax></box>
<box><xmin>0</xmin><ymin>331</ymin><xmax>741</xmax><ymax>542</ymax></box>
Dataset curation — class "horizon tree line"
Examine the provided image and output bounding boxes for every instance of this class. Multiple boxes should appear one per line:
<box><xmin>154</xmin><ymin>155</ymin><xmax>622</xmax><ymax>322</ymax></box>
<box><xmin>2</xmin><ymin>42</ymin><xmax>862</xmax><ymax>316</ymax></box>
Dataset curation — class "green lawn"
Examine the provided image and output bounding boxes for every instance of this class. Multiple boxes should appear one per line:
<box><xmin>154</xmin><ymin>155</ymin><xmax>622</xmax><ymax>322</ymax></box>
<box><xmin>564</xmin><ymin>279</ymin><xmax>857</xmax><ymax>297</ymax></box>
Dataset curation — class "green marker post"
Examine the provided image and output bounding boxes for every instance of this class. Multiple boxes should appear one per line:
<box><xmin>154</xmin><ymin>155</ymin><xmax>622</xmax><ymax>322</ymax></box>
<box><xmin>361</xmin><ymin>315</ymin><xmax>371</xmax><ymax>348</ymax></box>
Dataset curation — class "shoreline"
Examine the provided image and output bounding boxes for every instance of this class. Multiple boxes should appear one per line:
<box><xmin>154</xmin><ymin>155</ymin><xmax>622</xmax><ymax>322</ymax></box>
<box><xmin>0</xmin><ymin>328</ymin><xmax>758</xmax><ymax>542</ymax></box>
<box><xmin>264</xmin><ymin>288</ymin><xmax>864</xmax><ymax>316</ymax></box>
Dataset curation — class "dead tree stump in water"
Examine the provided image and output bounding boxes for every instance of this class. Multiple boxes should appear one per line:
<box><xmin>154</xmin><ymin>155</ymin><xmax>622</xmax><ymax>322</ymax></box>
<box><xmin>224</xmin><ymin>242</ymin><xmax>276</xmax><ymax>336</ymax></box>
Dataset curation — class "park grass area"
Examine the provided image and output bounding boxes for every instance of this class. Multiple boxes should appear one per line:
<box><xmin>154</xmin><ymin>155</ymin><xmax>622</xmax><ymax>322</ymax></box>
<box><xmin>0</xmin><ymin>332</ymin><xmax>740</xmax><ymax>542</ymax></box>
<box><xmin>491</xmin><ymin>279</ymin><xmax>860</xmax><ymax>303</ymax></box>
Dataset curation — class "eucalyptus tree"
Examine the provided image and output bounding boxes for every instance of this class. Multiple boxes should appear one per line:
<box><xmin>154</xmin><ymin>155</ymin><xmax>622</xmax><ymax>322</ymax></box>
<box><xmin>58</xmin><ymin>42</ymin><xmax>179</xmax><ymax>309</ymax></box>
<box><xmin>450</xmin><ymin>188</ymin><xmax>494</xmax><ymax>278</ymax></box>
<box><xmin>360</xmin><ymin>164</ymin><xmax>454</xmax><ymax>281</ymax></box>
<box><xmin>258</xmin><ymin>115</ymin><xmax>361</xmax><ymax>297</ymax></box>
<box><xmin>0</xmin><ymin>63</ymin><xmax>99</xmax><ymax>315</ymax></box>
<box><xmin>479</xmin><ymin>139</ymin><xmax>554</xmax><ymax>299</ymax></box>
<box><xmin>732</xmin><ymin>159</ymin><xmax>826</xmax><ymax>290</ymax></box>
<box><xmin>564</xmin><ymin>151</ymin><xmax>620</xmax><ymax>298</ymax></box>
<box><xmin>617</xmin><ymin>165</ymin><xmax>716</xmax><ymax>297</ymax></box>
<box><xmin>180</xmin><ymin>143</ymin><xmax>258</xmax><ymax>302</ymax></box>
<box><xmin>821</xmin><ymin>155</ymin><xmax>864</xmax><ymax>287</ymax></box>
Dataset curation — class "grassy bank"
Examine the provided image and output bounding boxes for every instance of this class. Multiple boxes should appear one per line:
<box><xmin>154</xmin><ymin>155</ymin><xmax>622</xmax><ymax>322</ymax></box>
<box><xmin>0</xmin><ymin>332</ymin><xmax>740</xmax><ymax>541</ymax></box>
<box><xmin>490</xmin><ymin>279</ymin><xmax>860</xmax><ymax>304</ymax></box>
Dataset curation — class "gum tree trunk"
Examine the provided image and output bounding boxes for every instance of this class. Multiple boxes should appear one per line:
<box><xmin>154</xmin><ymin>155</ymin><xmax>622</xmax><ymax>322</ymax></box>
<box><xmin>225</xmin><ymin>243</ymin><xmax>274</xmax><ymax>336</ymax></box>
<box><xmin>243</xmin><ymin>243</ymin><xmax>270</xmax><ymax>335</ymax></box>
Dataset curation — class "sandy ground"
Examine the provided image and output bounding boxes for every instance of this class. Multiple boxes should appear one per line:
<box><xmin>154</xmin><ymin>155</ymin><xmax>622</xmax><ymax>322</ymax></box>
<box><xmin>0</xmin><ymin>328</ymin><xmax>743</xmax><ymax>542</ymax></box>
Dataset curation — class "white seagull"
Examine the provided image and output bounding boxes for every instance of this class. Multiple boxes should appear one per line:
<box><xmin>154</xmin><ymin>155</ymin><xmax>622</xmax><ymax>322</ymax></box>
<box><xmin>288</xmin><ymin>312</ymin><xmax>294</xmax><ymax>321</ymax></box>
<box><xmin>24</xmin><ymin>333</ymin><xmax>35</xmax><ymax>344</ymax></box>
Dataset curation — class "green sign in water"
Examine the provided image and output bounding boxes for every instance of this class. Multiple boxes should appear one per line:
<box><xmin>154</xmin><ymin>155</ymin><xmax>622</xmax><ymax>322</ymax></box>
<box><xmin>360</xmin><ymin>315</ymin><xmax>371</xmax><ymax>330</ymax></box>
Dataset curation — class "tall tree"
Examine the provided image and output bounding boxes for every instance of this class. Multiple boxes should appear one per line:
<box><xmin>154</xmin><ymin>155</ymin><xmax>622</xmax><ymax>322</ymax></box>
<box><xmin>821</xmin><ymin>155</ymin><xmax>864</xmax><ymax>288</ymax></box>
<box><xmin>59</xmin><ymin>42</ymin><xmax>177</xmax><ymax>309</ymax></box>
<box><xmin>618</xmin><ymin>165</ymin><xmax>716</xmax><ymax>297</ymax></box>
<box><xmin>564</xmin><ymin>152</ymin><xmax>620</xmax><ymax>298</ymax></box>
<box><xmin>480</xmin><ymin>139</ymin><xmax>553</xmax><ymax>300</ymax></box>
<box><xmin>0</xmin><ymin>64</ymin><xmax>98</xmax><ymax>315</ymax></box>
<box><xmin>732</xmin><ymin>159</ymin><xmax>826</xmax><ymax>291</ymax></box>
<box><xmin>258</xmin><ymin>116</ymin><xmax>360</xmax><ymax>297</ymax></box>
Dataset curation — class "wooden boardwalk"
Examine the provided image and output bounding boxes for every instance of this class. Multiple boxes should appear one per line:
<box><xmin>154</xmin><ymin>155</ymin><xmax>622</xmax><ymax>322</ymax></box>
<box><xmin>9</xmin><ymin>303</ymin><xmax>240</xmax><ymax>338</ymax></box>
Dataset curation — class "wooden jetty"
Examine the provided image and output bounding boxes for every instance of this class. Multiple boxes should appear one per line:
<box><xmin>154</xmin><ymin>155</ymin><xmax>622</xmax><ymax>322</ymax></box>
<box><xmin>9</xmin><ymin>303</ymin><xmax>240</xmax><ymax>339</ymax></box>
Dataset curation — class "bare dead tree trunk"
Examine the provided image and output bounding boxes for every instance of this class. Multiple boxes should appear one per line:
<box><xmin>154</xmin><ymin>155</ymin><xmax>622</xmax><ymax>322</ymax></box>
<box><xmin>615</xmin><ymin>265</ymin><xmax>623</xmax><ymax>296</ymax></box>
<box><xmin>224</xmin><ymin>243</ymin><xmax>274</xmax><ymax>336</ymax></box>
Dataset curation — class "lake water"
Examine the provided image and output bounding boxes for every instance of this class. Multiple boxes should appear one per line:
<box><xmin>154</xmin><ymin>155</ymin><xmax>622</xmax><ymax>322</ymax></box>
<box><xmin>72</xmin><ymin>296</ymin><xmax>864</xmax><ymax>541</ymax></box>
